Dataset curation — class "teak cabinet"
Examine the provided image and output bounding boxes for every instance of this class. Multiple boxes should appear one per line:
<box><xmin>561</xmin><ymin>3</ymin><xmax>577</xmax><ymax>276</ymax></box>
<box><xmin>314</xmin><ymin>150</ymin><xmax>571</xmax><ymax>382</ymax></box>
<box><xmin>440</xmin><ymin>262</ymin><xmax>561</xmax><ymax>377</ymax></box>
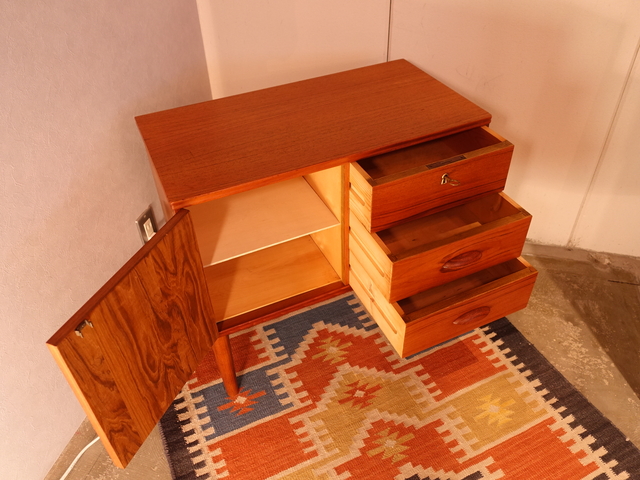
<box><xmin>47</xmin><ymin>60</ymin><xmax>537</xmax><ymax>468</ymax></box>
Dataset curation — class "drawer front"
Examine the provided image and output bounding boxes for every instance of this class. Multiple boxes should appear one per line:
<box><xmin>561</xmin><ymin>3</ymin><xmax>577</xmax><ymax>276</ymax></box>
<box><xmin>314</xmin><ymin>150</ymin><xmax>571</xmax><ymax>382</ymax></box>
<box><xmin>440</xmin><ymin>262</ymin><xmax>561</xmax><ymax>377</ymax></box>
<box><xmin>349</xmin><ymin>254</ymin><xmax>537</xmax><ymax>358</ymax></box>
<box><xmin>349</xmin><ymin>199</ymin><xmax>532</xmax><ymax>302</ymax></box>
<box><xmin>402</xmin><ymin>261</ymin><xmax>537</xmax><ymax>357</ymax></box>
<box><xmin>350</xmin><ymin>128</ymin><xmax>514</xmax><ymax>232</ymax></box>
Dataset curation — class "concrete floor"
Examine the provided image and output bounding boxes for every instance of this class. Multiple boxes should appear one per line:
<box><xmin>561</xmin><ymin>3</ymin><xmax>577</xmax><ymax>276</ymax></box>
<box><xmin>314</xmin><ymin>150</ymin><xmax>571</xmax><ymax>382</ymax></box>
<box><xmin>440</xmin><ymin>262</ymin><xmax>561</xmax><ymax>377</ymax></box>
<box><xmin>45</xmin><ymin>244</ymin><xmax>640</xmax><ymax>480</ymax></box>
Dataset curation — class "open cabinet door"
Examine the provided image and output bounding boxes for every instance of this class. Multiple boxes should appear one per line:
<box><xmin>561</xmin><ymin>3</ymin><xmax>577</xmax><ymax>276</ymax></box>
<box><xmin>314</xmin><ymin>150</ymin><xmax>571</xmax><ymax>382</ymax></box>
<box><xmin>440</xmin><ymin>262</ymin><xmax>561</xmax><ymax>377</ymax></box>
<box><xmin>47</xmin><ymin>210</ymin><xmax>218</xmax><ymax>468</ymax></box>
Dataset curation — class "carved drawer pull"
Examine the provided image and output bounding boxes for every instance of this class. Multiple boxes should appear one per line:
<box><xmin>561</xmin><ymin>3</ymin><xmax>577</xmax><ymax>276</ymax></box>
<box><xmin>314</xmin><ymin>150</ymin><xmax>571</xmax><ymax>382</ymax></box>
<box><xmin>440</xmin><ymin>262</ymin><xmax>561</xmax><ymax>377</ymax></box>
<box><xmin>441</xmin><ymin>250</ymin><xmax>483</xmax><ymax>272</ymax></box>
<box><xmin>453</xmin><ymin>306</ymin><xmax>491</xmax><ymax>325</ymax></box>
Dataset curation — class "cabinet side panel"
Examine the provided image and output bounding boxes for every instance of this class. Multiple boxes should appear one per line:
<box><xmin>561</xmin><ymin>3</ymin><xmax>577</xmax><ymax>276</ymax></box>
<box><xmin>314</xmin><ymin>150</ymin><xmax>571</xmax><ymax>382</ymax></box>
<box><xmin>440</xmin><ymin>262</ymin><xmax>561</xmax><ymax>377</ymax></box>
<box><xmin>304</xmin><ymin>166</ymin><xmax>343</xmax><ymax>220</ymax></box>
<box><xmin>306</xmin><ymin>165</ymin><xmax>347</xmax><ymax>281</ymax></box>
<box><xmin>310</xmin><ymin>226</ymin><xmax>343</xmax><ymax>280</ymax></box>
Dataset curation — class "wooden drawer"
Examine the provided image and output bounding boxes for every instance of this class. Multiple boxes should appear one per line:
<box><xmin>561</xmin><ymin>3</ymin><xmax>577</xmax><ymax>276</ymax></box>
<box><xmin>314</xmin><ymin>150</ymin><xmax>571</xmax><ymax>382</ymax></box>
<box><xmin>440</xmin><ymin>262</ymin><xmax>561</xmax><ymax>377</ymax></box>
<box><xmin>350</xmin><ymin>126</ymin><xmax>513</xmax><ymax>232</ymax></box>
<box><xmin>350</xmin><ymin>254</ymin><xmax>537</xmax><ymax>358</ymax></box>
<box><xmin>349</xmin><ymin>192</ymin><xmax>531</xmax><ymax>302</ymax></box>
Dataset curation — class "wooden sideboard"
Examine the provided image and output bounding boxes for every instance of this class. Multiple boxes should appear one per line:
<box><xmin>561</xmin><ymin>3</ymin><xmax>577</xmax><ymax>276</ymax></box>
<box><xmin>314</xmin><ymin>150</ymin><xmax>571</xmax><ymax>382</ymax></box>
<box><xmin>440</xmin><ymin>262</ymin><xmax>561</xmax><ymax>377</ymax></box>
<box><xmin>47</xmin><ymin>59</ymin><xmax>536</xmax><ymax>468</ymax></box>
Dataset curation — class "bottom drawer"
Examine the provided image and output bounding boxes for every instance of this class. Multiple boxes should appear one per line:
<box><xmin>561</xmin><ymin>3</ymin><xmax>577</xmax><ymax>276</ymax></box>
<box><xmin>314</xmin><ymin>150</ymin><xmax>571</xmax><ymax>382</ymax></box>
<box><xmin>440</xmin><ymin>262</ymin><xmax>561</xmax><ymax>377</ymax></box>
<box><xmin>349</xmin><ymin>253</ymin><xmax>537</xmax><ymax>357</ymax></box>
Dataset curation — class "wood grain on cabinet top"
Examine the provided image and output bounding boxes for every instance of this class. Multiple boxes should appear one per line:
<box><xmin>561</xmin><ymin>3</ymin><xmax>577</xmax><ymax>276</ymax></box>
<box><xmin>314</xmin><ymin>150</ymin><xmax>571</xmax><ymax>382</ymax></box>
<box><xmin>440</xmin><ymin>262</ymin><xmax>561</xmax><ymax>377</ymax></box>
<box><xmin>135</xmin><ymin>59</ymin><xmax>491</xmax><ymax>211</ymax></box>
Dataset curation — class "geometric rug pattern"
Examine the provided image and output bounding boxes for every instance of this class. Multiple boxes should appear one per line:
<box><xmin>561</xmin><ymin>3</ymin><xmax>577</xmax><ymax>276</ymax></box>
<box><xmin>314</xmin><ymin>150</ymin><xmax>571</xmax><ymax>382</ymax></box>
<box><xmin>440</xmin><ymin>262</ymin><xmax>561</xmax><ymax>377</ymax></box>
<box><xmin>160</xmin><ymin>293</ymin><xmax>640</xmax><ymax>479</ymax></box>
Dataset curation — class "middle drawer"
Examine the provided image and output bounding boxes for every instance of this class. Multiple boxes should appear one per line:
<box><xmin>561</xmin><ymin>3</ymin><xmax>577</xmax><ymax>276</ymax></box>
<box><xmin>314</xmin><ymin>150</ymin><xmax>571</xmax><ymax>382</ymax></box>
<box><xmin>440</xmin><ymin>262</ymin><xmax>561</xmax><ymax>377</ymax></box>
<box><xmin>349</xmin><ymin>192</ymin><xmax>531</xmax><ymax>302</ymax></box>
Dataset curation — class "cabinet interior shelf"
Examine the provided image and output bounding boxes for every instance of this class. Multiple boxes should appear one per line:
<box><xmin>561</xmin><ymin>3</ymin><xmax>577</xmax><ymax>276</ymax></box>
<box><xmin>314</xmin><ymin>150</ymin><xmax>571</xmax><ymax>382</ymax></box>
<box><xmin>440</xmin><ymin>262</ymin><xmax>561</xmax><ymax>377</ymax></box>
<box><xmin>204</xmin><ymin>235</ymin><xmax>342</xmax><ymax>322</ymax></box>
<box><xmin>188</xmin><ymin>176</ymin><xmax>340</xmax><ymax>266</ymax></box>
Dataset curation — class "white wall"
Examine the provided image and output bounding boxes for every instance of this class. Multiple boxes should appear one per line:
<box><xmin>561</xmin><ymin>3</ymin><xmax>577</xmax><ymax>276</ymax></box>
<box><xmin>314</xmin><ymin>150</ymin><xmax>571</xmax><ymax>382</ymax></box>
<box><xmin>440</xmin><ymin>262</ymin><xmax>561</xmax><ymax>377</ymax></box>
<box><xmin>571</xmin><ymin>47</ymin><xmax>640</xmax><ymax>256</ymax></box>
<box><xmin>388</xmin><ymin>0</ymin><xmax>640</xmax><ymax>252</ymax></box>
<box><xmin>0</xmin><ymin>2</ymin><xmax>210</xmax><ymax>479</ymax></box>
<box><xmin>195</xmin><ymin>0</ymin><xmax>391</xmax><ymax>98</ymax></box>
<box><xmin>196</xmin><ymin>0</ymin><xmax>639</xmax><ymax>257</ymax></box>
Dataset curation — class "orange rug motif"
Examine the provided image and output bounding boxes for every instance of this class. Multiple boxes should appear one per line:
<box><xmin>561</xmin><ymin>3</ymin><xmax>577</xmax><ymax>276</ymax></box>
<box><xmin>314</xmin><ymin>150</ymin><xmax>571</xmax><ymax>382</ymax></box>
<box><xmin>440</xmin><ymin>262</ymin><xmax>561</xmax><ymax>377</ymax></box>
<box><xmin>160</xmin><ymin>293</ymin><xmax>640</xmax><ymax>479</ymax></box>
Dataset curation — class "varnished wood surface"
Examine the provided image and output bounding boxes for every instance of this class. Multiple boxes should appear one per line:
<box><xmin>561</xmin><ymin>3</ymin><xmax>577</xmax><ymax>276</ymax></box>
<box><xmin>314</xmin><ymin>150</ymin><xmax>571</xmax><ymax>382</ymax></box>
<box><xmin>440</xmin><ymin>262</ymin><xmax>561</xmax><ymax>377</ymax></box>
<box><xmin>187</xmin><ymin>176</ymin><xmax>338</xmax><ymax>266</ymax></box>
<box><xmin>135</xmin><ymin>60</ymin><xmax>491</xmax><ymax>210</ymax></box>
<box><xmin>378</xmin><ymin>193</ymin><xmax>522</xmax><ymax>255</ymax></box>
<box><xmin>213</xmin><ymin>336</ymin><xmax>239</xmax><ymax>397</ymax></box>
<box><xmin>357</xmin><ymin>126</ymin><xmax>505</xmax><ymax>178</ymax></box>
<box><xmin>304</xmin><ymin>166</ymin><xmax>343</xmax><ymax>220</ymax></box>
<box><xmin>349</xmin><ymin>193</ymin><xmax>532</xmax><ymax>302</ymax></box>
<box><xmin>217</xmin><ymin>283</ymin><xmax>349</xmax><ymax>335</ymax></box>
<box><xmin>47</xmin><ymin>211</ymin><xmax>218</xmax><ymax>468</ymax></box>
<box><xmin>350</xmin><ymin>253</ymin><xmax>537</xmax><ymax>357</ymax></box>
<box><xmin>401</xmin><ymin>259</ymin><xmax>537</xmax><ymax>357</ymax></box>
<box><xmin>204</xmin><ymin>236</ymin><xmax>342</xmax><ymax>321</ymax></box>
<box><xmin>349</xmin><ymin>253</ymin><xmax>405</xmax><ymax>349</ymax></box>
<box><xmin>349</xmin><ymin>133</ymin><xmax>514</xmax><ymax>232</ymax></box>
<box><xmin>398</xmin><ymin>258</ymin><xmax>532</xmax><ymax>318</ymax></box>
<box><xmin>305</xmin><ymin>165</ymin><xmax>348</xmax><ymax>281</ymax></box>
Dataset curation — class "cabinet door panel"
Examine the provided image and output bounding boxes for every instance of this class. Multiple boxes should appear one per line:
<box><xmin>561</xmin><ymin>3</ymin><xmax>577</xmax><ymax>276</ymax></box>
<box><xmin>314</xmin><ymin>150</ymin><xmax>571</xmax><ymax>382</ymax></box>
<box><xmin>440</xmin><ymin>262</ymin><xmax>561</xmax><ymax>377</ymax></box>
<box><xmin>47</xmin><ymin>210</ymin><xmax>217</xmax><ymax>468</ymax></box>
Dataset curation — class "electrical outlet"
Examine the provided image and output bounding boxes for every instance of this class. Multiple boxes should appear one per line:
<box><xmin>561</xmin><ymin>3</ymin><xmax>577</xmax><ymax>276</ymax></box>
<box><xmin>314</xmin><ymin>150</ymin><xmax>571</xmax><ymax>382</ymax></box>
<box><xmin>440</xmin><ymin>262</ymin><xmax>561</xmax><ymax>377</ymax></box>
<box><xmin>135</xmin><ymin>206</ymin><xmax>157</xmax><ymax>244</ymax></box>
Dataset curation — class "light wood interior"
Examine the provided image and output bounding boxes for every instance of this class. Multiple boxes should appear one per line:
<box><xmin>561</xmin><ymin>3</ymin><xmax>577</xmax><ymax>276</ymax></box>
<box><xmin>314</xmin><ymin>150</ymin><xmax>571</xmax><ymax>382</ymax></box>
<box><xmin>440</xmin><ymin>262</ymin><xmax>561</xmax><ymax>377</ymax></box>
<box><xmin>377</xmin><ymin>193</ymin><xmax>522</xmax><ymax>256</ymax></box>
<box><xmin>304</xmin><ymin>166</ymin><xmax>346</xmax><ymax>280</ymax></box>
<box><xmin>187</xmin><ymin>176</ymin><xmax>339</xmax><ymax>266</ymax></box>
<box><xmin>304</xmin><ymin>166</ymin><xmax>343</xmax><ymax>220</ymax></box>
<box><xmin>397</xmin><ymin>258</ymin><xmax>529</xmax><ymax>318</ymax></box>
<box><xmin>310</xmin><ymin>226</ymin><xmax>343</xmax><ymax>280</ymax></box>
<box><xmin>204</xmin><ymin>235</ymin><xmax>341</xmax><ymax>321</ymax></box>
<box><xmin>358</xmin><ymin>127</ymin><xmax>502</xmax><ymax>179</ymax></box>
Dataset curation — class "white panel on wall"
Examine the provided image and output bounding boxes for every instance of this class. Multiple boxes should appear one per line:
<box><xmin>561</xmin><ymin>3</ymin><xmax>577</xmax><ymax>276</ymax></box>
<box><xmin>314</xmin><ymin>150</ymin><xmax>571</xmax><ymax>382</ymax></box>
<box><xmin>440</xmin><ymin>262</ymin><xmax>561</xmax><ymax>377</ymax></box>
<box><xmin>0</xmin><ymin>2</ymin><xmax>210</xmax><ymax>479</ymax></box>
<box><xmin>571</xmin><ymin>47</ymin><xmax>640</xmax><ymax>256</ymax></box>
<box><xmin>389</xmin><ymin>0</ymin><xmax>640</xmax><ymax>248</ymax></box>
<box><xmin>196</xmin><ymin>0</ymin><xmax>391</xmax><ymax>98</ymax></box>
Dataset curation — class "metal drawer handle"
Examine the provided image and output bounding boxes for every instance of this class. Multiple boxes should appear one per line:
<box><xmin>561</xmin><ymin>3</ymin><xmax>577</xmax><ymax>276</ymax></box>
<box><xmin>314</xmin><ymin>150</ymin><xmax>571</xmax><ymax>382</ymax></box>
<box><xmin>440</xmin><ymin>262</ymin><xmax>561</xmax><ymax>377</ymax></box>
<box><xmin>441</xmin><ymin>173</ymin><xmax>460</xmax><ymax>186</ymax></box>
<box><xmin>453</xmin><ymin>306</ymin><xmax>491</xmax><ymax>325</ymax></box>
<box><xmin>441</xmin><ymin>250</ymin><xmax>483</xmax><ymax>272</ymax></box>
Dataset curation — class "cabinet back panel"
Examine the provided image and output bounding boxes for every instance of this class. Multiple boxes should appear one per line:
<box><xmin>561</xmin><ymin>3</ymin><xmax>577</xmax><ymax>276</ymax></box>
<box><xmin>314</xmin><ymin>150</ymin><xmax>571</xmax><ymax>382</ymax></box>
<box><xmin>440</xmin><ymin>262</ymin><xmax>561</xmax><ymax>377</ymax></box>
<box><xmin>188</xmin><ymin>176</ymin><xmax>339</xmax><ymax>266</ymax></box>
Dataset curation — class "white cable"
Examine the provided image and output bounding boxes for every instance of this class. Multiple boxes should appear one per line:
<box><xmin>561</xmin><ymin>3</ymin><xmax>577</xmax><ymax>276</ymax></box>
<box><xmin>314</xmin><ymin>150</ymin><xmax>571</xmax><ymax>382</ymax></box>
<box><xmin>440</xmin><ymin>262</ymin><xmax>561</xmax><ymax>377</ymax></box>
<box><xmin>58</xmin><ymin>436</ymin><xmax>100</xmax><ymax>480</ymax></box>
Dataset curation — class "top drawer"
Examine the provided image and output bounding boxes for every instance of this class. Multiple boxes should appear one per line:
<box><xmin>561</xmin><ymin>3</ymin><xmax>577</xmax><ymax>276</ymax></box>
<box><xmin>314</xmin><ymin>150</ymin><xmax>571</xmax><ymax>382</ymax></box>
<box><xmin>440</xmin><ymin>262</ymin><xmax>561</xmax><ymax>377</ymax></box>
<box><xmin>350</xmin><ymin>126</ymin><xmax>513</xmax><ymax>232</ymax></box>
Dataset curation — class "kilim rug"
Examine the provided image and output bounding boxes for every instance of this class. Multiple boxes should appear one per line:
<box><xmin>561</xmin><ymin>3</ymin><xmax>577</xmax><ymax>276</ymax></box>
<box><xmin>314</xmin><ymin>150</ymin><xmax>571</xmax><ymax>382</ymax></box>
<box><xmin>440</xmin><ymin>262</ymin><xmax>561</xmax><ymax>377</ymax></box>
<box><xmin>160</xmin><ymin>293</ymin><xmax>640</xmax><ymax>479</ymax></box>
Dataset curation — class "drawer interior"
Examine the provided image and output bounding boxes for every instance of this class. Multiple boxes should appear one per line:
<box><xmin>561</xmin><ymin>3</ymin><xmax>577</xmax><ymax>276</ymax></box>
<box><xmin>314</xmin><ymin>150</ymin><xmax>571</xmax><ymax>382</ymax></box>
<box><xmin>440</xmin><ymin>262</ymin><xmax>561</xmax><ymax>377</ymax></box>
<box><xmin>357</xmin><ymin>127</ymin><xmax>503</xmax><ymax>179</ymax></box>
<box><xmin>397</xmin><ymin>258</ymin><xmax>531</xmax><ymax>321</ymax></box>
<box><xmin>376</xmin><ymin>193</ymin><xmax>524</xmax><ymax>257</ymax></box>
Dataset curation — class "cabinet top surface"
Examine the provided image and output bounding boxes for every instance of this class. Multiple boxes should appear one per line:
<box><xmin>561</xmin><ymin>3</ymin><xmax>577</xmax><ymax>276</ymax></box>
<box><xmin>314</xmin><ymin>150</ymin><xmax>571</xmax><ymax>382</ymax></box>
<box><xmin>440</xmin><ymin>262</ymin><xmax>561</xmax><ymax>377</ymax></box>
<box><xmin>135</xmin><ymin>59</ymin><xmax>490</xmax><ymax>210</ymax></box>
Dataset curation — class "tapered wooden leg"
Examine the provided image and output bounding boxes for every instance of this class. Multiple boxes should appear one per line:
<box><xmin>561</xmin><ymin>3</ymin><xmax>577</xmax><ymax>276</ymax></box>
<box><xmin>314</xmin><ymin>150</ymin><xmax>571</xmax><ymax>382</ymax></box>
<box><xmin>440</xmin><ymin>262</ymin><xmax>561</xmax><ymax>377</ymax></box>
<box><xmin>212</xmin><ymin>335</ymin><xmax>239</xmax><ymax>397</ymax></box>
